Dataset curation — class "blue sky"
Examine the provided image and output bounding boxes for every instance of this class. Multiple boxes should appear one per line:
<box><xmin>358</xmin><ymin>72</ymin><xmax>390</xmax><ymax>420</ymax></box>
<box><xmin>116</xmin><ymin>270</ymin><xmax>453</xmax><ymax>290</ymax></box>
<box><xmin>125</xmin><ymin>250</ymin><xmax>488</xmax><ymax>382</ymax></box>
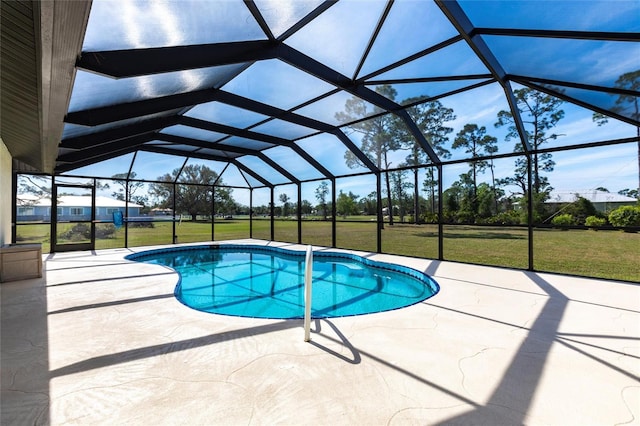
<box><xmin>58</xmin><ymin>0</ymin><xmax>639</xmax><ymax>208</ymax></box>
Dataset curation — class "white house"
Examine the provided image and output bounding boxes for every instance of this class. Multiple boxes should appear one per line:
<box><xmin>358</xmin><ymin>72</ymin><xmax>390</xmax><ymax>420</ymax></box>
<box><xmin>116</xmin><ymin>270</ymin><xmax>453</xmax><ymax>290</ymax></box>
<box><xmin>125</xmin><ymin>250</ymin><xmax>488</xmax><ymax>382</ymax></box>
<box><xmin>546</xmin><ymin>190</ymin><xmax>637</xmax><ymax>213</ymax></box>
<box><xmin>17</xmin><ymin>195</ymin><xmax>142</xmax><ymax>222</ymax></box>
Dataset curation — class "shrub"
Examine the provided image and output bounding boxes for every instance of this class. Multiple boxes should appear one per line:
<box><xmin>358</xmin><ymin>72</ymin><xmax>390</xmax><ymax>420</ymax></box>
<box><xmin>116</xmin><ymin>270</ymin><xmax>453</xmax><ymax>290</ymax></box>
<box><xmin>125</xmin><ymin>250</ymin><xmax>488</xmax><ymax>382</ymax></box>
<box><xmin>585</xmin><ymin>216</ymin><xmax>606</xmax><ymax>228</ymax></box>
<box><xmin>60</xmin><ymin>223</ymin><xmax>90</xmax><ymax>241</ymax></box>
<box><xmin>455</xmin><ymin>210</ymin><xmax>476</xmax><ymax>224</ymax></box>
<box><xmin>96</xmin><ymin>224</ymin><xmax>116</xmax><ymax>239</ymax></box>
<box><xmin>421</xmin><ymin>212</ymin><xmax>438</xmax><ymax>224</ymax></box>
<box><xmin>128</xmin><ymin>220</ymin><xmax>155</xmax><ymax>228</ymax></box>
<box><xmin>480</xmin><ymin>210</ymin><xmax>521</xmax><ymax>225</ymax></box>
<box><xmin>551</xmin><ymin>213</ymin><xmax>575</xmax><ymax>227</ymax></box>
<box><xmin>60</xmin><ymin>223</ymin><xmax>117</xmax><ymax>241</ymax></box>
<box><xmin>519</xmin><ymin>192</ymin><xmax>552</xmax><ymax>225</ymax></box>
<box><xmin>562</xmin><ymin>196</ymin><xmax>598</xmax><ymax>225</ymax></box>
<box><xmin>608</xmin><ymin>205</ymin><xmax>640</xmax><ymax>229</ymax></box>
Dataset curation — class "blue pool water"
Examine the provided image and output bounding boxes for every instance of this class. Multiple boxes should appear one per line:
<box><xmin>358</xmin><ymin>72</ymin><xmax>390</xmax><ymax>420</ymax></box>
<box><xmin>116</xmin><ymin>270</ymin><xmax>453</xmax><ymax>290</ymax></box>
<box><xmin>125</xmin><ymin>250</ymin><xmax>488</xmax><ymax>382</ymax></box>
<box><xmin>126</xmin><ymin>245</ymin><xmax>439</xmax><ymax>319</ymax></box>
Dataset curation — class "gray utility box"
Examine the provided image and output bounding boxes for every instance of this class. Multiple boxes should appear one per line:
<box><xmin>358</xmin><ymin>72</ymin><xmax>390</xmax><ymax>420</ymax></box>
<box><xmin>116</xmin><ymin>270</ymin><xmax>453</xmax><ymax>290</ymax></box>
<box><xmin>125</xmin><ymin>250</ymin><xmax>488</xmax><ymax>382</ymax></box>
<box><xmin>0</xmin><ymin>244</ymin><xmax>43</xmax><ymax>282</ymax></box>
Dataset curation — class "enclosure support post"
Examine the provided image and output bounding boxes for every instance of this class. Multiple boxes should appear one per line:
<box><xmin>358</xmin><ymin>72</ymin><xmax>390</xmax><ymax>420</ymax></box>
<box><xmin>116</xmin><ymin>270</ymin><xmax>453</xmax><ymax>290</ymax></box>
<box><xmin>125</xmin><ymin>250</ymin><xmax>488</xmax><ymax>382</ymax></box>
<box><xmin>376</xmin><ymin>172</ymin><xmax>382</xmax><ymax>253</ymax></box>
<box><xmin>304</xmin><ymin>245</ymin><xmax>313</xmax><ymax>342</ymax></box>
<box><xmin>50</xmin><ymin>176</ymin><xmax>57</xmax><ymax>252</ymax></box>
<box><xmin>124</xmin><ymin>177</ymin><xmax>129</xmax><ymax>248</ymax></box>
<box><xmin>211</xmin><ymin>186</ymin><xmax>215</xmax><ymax>242</ymax></box>
<box><xmin>297</xmin><ymin>183</ymin><xmax>302</xmax><ymax>244</ymax></box>
<box><xmin>437</xmin><ymin>165</ymin><xmax>443</xmax><ymax>260</ymax></box>
<box><xmin>527</xmin><ymin>155</ymin><xmax>534</xmax><ymax>271</ymax></box>
<box><xmin>172</xmin><ymin>182</ymin><xmax>177</xmax><ymax>244</ymax></box>
<box><xmin>331</xmin><ymin>178</ymin><xmax>336</xmax><ymax>248</ymax></box>
<box><xmin>270</xmin><ymin>187</ymin><xmax>275</xmax><ymax>241</ymax></box>
<box><xmin>249</xmin><ymin>189</ymin><xmax>253</xmax><ymax>239</ymax></box>
<box><xmin>90</xmin><ymin>178</ymin><xmax>96</xmax><ymax>245</ymax></box>
<box><xmin>125</xmin><ymin>152</ymin><xmax>137</xmax><ymax>249</ymax></box>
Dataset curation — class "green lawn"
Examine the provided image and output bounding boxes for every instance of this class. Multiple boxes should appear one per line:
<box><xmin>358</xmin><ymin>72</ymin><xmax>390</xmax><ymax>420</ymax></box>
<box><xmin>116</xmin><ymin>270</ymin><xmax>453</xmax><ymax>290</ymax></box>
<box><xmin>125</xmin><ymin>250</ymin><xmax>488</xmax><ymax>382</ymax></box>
<box><xmin>533</xmin><ymin>228</ymin><xmax>640</xmax><ymax>281</ymax></box>
<box><xmin>15</xmin><ymin>219</ymin><xmax>639</xmax><ymax>282</ymax></box>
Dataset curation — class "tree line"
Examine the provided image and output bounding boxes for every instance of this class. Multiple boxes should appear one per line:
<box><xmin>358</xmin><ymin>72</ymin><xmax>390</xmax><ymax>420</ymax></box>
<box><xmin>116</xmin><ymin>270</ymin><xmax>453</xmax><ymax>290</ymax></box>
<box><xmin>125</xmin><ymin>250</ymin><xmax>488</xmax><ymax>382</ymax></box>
<box><xmin>331</xmin><ymin>84</ymin><xmax>567</xmax><ymax>225</ymax></box>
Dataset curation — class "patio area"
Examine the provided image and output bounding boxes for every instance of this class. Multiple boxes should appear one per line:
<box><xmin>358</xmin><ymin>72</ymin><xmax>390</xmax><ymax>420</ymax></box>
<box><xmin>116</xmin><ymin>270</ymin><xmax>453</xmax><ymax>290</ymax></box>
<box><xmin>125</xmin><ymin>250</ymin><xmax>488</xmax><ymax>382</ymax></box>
<box><xmin>2</xmin><ymin>239</ymin><xmax>638</xmax><ymax>425</ymax></box>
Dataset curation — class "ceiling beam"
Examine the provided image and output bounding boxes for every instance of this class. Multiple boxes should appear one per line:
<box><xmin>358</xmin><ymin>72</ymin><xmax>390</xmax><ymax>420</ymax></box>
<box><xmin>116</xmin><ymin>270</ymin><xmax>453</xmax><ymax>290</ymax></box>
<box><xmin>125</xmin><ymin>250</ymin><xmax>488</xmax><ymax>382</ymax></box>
<box><xmin>471</xmin><ymin>28</ymin><xmax>640</xmax><ymax>42</ymax></box>
<box><xmin>277</xmin><ymin>1</ymin><xmax>338</xmax><ymax>42</ymax></box>
<box><xmin>356</xmin><ymin>35</ymin><xmax>462</xmax><ymax>82</ymax></box>
<box><xmin>366</xmin><ymin>74</ymin><xmax>494</xmax><ymax>85</ymax></box>
<box><xmin>60</xmin><ymin>115</ymin><xmax>180</xmax><ymax>149</ymax></box>
<box><xmin>65</xmin><ymin>88</ymin><xmax>219</xmax><ymax>126</ymax></box>
<box><xmin>352</xmin><ymin>0</ymin><xmax>393</xmax><ymax>80</ymax></box>
<box><xmin>508</xmin><ymin>74</ymin><xmax>640</xmax><ymax>98</ymax></box>
<box><xmin>332</xmin><ymin>130</ymin><xmax>379</xmax><ymax>172</ymax></box>
<box><xmin>519</xmin><ymin>80</ymin><xmax>640</xmax><ymax>127</ymax></box>
<box><xmin>54</xmin><ymin>145</ymin><xmax>142</xmax><ymax>174</ymax></box>
<box><xmin>77</xmin><ymin>40</ymin><xmax>278</xmax><ymax>78</ymax></box>
<box><xmin>244</xmin><ymin>1</ymin><xmax>275</xmax><ymax>41</ymax></box>
<box><xmin>255</xmin><ymin>153</ymin><xmax>300</xmax><ymax>184</ymax></box>
<box><xmin>279</xmin><ymin>44</ymin><xmax>442</xmax><ymax>164</ymax></box>
<box><xmin>215</xmin><ymin>90</ymin><xmax>335</xmax><ymax>132</ymax></box>
<box><xmin>55</xmin><ymin>147</ymin><xmax>137</xmax><ymax>174</ymax></box>
<box><xmin>157</xmin><ymin>133</ymin><xmax>245</xmax><ymax>154</ymax></box>
<box><xmin>287</xmin><ymin>144</ymin><xmax>334</xmax><ymax>179</ymax></box>
<box><xmin>140</xmin><ymin>145</ymin><xmax>272</xmax><ymax>187</ymax></box>
<box><xmin>64</xmin><ymin>86</ymin><xmax>340</xmax><ymax>132</ymax></box>
<box><xmin>163</xmin><ymin>131</ymin><xmax>332</xmax><ymax>180</ymax></box>
<box><xmin>161</xmin><ymin>132</ymin><xmax>332</xmax><ymax>179</ymax></box>
<box><xmin>436</xmin><ymin>0</ymin><xmax>531</xmax><ymax>152</ymax></box>
<box><xmin>509</xmin><ymin>75</ymin><xmax>640</xmax><ymax>127</ymax></box>
<box><xmin>178</xmin><ymin>116</ymin><xmax>283</xmax><ymax>146</ymax></box>
<box><xmin>395</xmin><ymin>109</ymin><xmax>440</xmax><ymax>164</ymax></box>
<box><xmin>390</xmin><ymin>79</ymin><xmax>496</xmax><ymax>111</ymax></box>
<box><xmin>57</xmin><ymin>134</ymin><xmax>155</xmax><ymax>163</ymax></box>
<box><xmin>156</xmin><ymin>132</ymin><xmax>301</xmax><ymax>183</ymax></box>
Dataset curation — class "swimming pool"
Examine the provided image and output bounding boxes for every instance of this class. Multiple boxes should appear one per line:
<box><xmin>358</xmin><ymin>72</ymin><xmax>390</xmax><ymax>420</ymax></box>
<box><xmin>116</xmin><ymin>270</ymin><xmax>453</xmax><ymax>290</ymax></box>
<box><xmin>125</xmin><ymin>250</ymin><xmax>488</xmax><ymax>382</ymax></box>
<box><xmin>126</xmin><ymin>245</ymin><xmax>439</xmax><ymax>319</ymax></box>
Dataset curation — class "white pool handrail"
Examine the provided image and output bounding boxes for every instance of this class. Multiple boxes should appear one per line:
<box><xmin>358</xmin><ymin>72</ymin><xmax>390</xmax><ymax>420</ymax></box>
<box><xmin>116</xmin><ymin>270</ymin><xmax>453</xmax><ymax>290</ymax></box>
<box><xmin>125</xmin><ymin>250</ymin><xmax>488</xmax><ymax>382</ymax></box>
<box><xmin>304</xmin><ymin>245</ymin><xmax>313</xmax><ymax>342</ymax></box>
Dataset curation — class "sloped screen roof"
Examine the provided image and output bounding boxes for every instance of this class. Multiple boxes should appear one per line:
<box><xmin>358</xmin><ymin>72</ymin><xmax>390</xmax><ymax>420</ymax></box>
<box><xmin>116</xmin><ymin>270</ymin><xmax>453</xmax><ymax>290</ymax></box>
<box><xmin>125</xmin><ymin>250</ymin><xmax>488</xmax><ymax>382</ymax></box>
<box><xmin>56</xmin><ymin>0</ymin><xmax>640</xmax><ymax>188</ymax></box>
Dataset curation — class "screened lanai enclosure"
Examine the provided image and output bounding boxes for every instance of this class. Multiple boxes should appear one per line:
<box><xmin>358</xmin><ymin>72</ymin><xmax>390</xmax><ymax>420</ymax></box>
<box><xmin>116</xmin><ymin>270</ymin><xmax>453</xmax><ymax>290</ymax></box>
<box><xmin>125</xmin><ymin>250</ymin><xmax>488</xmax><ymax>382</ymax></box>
<box><xmin>7</xmin><ymin>0</ymin><xmax>640</xmax><ymax>282</ymax></box>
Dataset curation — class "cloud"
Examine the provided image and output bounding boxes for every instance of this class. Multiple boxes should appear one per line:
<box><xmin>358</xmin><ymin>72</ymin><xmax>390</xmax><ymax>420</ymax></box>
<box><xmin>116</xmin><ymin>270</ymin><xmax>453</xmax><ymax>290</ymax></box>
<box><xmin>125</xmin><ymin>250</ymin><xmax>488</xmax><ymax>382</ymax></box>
<box><xmin>550</xmin><ymin>144</ymin><xmax>638</xmax><ymax>192</ymax></box>
<box><xmin>552</xmin><ymin>106</ymin><xmax>637</xmax><ymax>145</ymax></box>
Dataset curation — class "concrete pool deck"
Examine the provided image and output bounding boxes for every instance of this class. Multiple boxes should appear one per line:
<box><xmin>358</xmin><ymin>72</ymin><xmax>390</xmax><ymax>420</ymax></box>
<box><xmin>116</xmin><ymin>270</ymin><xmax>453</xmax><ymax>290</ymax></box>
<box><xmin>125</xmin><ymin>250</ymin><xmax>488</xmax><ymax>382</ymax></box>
<box><xmin>2</xmin><ymin>239</ymin><xmax>638</xmax><ymax>425</ymax></box>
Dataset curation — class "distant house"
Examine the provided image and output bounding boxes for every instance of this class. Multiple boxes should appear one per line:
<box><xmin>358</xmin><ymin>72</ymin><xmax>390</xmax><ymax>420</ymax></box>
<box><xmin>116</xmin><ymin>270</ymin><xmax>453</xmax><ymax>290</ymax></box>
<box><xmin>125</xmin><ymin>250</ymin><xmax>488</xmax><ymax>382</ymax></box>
<box><xmin>16</xmin><ymin>195</ymin><xmax>142</xmax><ymax>222</ymax></box>
<box><xmin>546</xmin><ymin>190</ymin><xmax>637</xmax><ymax>213</ymax></box>
<box><xmin>150</xmin><ymin>208</ymin><xmax>173</xmax><ymax>216</ymax></box>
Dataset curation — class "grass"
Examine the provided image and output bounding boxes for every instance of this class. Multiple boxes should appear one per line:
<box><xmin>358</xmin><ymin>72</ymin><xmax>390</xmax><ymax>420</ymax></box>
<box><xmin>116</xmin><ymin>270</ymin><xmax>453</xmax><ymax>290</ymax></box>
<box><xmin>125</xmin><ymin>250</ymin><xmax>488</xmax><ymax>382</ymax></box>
<box><xmin>533</xmin><ymin>228</ymin><xmax>640</xmax><ymax>281</ymax></box>
<box><xmin>15</xmin><ymin>219</ymin><xmax>639</xmax><ymax>282</ymax></box>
